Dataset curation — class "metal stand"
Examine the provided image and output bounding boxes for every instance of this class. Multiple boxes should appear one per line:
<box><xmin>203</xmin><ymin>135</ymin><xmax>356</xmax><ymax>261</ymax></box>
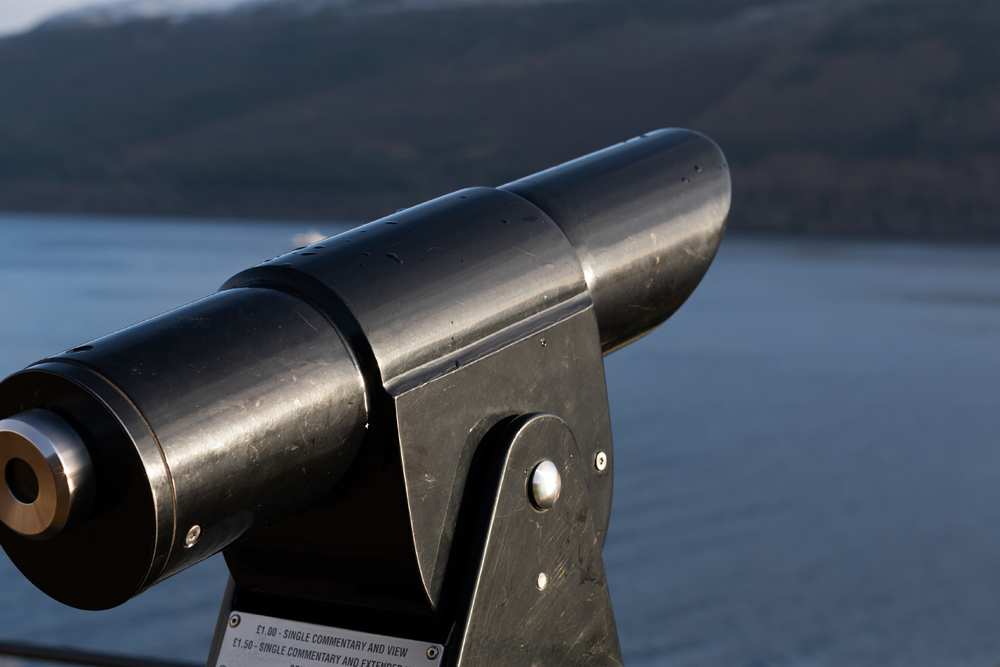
<box><xmin>207</xmin><ymin>303</ymin><xmax>622</xmax><ymax>666</ymax></box>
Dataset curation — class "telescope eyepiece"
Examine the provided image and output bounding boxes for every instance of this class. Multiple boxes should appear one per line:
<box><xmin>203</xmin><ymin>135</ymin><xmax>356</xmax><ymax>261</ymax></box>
<box><xmin>0</xmin><ymin>409</ymin><xmax>95</xmax><ymax>540</ymax></box>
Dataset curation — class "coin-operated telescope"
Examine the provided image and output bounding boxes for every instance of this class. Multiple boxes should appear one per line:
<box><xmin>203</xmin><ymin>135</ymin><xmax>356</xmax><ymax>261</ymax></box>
<box><xmin>0</xmin><ymin>129</ymin><xmax>729</xmax><ymax>666</ymax></box>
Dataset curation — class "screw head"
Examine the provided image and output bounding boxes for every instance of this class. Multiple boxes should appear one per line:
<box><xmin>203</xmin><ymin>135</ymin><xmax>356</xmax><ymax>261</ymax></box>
<box><xmin>595</xmin><ymin>451</ymin><xmax>608</xmax><ymax>472</ymax></box>
<box><xmin>184</xmin><ymin>524</ymin><xmax>202</xmax><ymax>548</ymax></box>
<box><xmin>530</xmin><ymin>460</ymin><xmax>561</xmax><ymax>510</ymax></box>
<box><xmin>537</xmin><ymin>572</ymin><xmax>548</xmax><ymax>590</ymax></box>
<box><xmin>229</xmin><ymin>614</ymin><xmax>240</xmax><ymax>628</ymax></box>
<box><xmin>426</xmin><ymin>646</ymin><xmax>440</xmax><ymax>660</ymax></box>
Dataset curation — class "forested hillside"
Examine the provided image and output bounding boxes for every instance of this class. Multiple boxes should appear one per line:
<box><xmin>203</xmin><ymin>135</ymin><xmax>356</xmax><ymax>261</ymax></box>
<box><xmin>1</xmin><ymin>0</ymin><xmax>998</xmax><ymax>235</ymax></box>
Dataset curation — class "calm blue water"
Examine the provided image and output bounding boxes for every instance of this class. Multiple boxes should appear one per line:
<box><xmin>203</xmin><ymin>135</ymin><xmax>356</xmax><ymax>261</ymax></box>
<box><xmin>2</xmin><ymin>213</ymin><xmax>1000</xmax><ymax>667</ymax></box>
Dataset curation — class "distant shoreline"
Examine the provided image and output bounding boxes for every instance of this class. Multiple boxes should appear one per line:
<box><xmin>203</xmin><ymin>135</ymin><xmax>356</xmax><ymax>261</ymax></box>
<box><xmin>4</xmin><ymin>210</ymin><xmax>1000</xmax><ymax>245</ymax></box>
<box><xmin>2</xmin><ymin>0</ymin><xmax>998</xmax><ymax>237</ymax></box>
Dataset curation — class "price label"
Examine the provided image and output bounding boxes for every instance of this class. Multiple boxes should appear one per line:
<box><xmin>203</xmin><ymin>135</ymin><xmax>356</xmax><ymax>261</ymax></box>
<box><xmin>214</xmin><ymin>611</ymin><xmax>443</xmax><ymax>667</ymax></box>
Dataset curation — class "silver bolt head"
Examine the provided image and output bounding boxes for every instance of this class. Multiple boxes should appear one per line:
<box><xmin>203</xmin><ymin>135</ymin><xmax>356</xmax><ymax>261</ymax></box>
<box><xmin>185</xmin><ymin>525</ymin><xmax>202</xmax><ymax>548</ymax></box>
<box><xmin>426</xmin><ymin>646</ymin><xmax>440</xmax><ymax>660</ymax></box>
<box><xmin>229</xmin><ymin>614</ymin><xmax>241</xmax><ymax>628</ymax></box>
<box><xmin>536</xmin><ymin>571</ymin><xmax>548</xmax><ymax>590</ymax></box>
<box><xmin>530</xmin><ymin>460</ymin><xmax>561</xmax><ymax>510</ymax></box>
<box><xmin>595</xmin><ymin>451</ymin><xmax>608</xmax><ymax>472</ymax></box>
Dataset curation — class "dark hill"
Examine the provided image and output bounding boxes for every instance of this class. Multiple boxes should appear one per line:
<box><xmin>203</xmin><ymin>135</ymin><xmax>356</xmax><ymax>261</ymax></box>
<box><xmin>0</xmin><ymin>0</ymin><xmax>997</xmax><ymax>235</ymax></box>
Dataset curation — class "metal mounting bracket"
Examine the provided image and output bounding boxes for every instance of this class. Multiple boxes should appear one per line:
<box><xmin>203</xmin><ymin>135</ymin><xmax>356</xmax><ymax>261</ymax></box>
<box><xmin>452</xmin><ymin>413</ymin><xmax>623</xmax><ymax>666</ymax></box>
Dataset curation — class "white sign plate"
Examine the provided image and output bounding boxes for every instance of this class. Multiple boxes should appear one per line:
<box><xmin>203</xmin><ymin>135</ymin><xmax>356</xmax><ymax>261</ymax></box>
<box><xmin>214</xmin><ymin>611</ymin><xmax>444</xmax><ymax>667</ymax></box>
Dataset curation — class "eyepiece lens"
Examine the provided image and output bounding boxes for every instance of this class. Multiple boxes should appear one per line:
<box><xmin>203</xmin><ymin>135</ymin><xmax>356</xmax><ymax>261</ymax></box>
<box><xmin>5</xmin><ymin>458</ymin><xmax>39</xmax><ymax>505</ymax></box>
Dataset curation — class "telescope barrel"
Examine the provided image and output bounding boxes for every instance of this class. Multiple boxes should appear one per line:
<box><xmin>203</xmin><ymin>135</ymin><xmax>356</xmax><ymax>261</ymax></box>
<box><xmin>0</xmin><ymin>128</ymin><xmax>729</xmax><ymax>610</ymax></box>
<box><xmin>502</xmin><ymin>128</ymin><xmax>730</xmax><ymax>352</ymax></box>
<box><xmin>0</xmin><ymin>288</ymin><xmax>369</xmax><ymax>610</ymax></box>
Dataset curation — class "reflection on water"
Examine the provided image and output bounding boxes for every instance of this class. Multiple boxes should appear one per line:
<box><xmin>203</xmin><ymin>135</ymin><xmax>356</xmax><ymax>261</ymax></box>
<box><xmin>2</xmin><ymin>214</ymin><xmax>1000</xmax><ymax>666</ymax></box>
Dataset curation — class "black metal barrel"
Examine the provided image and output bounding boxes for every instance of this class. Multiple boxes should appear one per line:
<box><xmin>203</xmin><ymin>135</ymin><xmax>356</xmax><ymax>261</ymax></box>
<box><xmin>0</xmin><ymin>128</ymin><xmax>729</xmax><ymax>610</ymax></box>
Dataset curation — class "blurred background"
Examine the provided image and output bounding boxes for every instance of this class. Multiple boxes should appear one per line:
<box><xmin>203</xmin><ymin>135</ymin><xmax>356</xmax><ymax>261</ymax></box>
<box><xmin>1</xmin><ymin>0</ymin><xmax>1000</xmax><ymax>666</ymax></box>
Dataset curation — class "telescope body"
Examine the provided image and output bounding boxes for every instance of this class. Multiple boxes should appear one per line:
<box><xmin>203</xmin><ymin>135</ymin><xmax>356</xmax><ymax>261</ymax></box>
<box><xmin>0</xmin><ymin>129</ymin><xmax>730</xmax><ymax>627</ymax></box>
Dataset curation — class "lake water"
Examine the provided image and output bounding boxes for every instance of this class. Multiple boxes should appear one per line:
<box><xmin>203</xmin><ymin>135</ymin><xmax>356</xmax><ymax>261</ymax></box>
<box><xmin>1</xmin><ymin>213</ymin><xmax>1000</xmax><ymax>667</ymax></box>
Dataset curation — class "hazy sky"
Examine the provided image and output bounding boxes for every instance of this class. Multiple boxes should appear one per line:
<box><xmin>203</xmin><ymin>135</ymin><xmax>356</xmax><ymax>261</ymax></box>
<box><xmin>0</xmin><ymin>0</ymin><xmax>104</xmax><ymax>35</ymax></box>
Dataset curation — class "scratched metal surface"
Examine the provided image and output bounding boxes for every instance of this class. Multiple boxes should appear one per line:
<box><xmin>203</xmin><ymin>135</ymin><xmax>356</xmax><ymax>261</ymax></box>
<box><xmin>2</xmin><ymin>215</ymin><xmax>1000</xmax><ymax>666</ymax></box>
